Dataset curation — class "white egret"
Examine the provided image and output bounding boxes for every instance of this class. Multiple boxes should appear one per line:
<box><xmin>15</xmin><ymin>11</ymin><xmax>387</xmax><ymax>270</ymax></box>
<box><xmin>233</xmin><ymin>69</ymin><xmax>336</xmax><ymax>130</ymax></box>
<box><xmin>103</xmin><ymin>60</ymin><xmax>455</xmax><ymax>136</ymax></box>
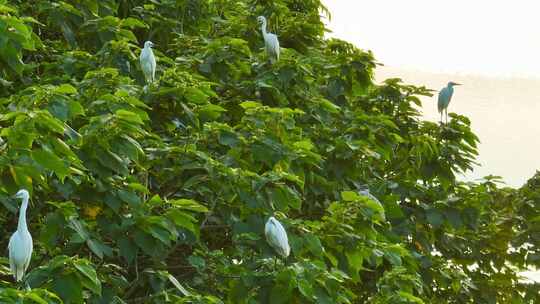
<box><xmin>257</xmin><ymin>16</ymin><xmax>280</xmax><ymax>64</ymax></box>
<box><xmin>264</xmin><ymin>216</ymin><xmax>290</xmax><ymax>258</ymax></box>
<box><xmin>140</xmin><ymin>41</ymin><xmax>156</xmax><ymax>85</ymax></box>
<box><xmin>8</xmin><ymin>189</ymin><xmax>33</xmax><ymax>282</ymax></box>
<box><xmin>438</xmin><ymin>81</ymin><xmax>462</xmax><ymax>124</ymax></box>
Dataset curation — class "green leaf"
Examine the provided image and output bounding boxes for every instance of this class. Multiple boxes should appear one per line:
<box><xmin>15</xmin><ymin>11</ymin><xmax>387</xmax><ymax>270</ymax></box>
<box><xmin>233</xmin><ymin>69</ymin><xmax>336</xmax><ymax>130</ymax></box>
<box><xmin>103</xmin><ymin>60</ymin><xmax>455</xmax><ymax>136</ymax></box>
<box><xmin>118</xmin><ymin>237</ymin><xmax>137</xmax><ymax>264</ymax></box>
<box><xmin>116</xmin><ymin>109</ymin><xmax>144</xmax><ymax>125</ymax></box>
<box><xmin>317</xmin><ymin>98</ymin><xmax>341</xmax><ymax>113</ymax></box>
<box><xmin>298</xmin><ymin>279</ymin><xmax>315</xmax><ymax>300</ymax></box>
<box><xmin>147</xmin><ymin>225</ymin><xmax>172</xmax><ymax>245</ymax></box>
<box><xmin>117</xmin><ymin>189</ymin><xmax>141</xmax><ymax>206</ymax></box>
<box><xmin>269</xmin><ymin>283</ymin><xmax>291</xmax><ymax>304</ymax></box>
<box><xmin>170</xmin><ymin>198</ymin><xmax>209</xmax><ymax>213</ymax></box>
<box><xmin>341</xmin><ymin>191</ymin><xmax>359</xmax><ymax>202</ymax></box>
<box><xmin>384</xmin><ymin>250</ymin><xmax>402</xmax><ymax>266</ymax></box>
<box><xmin>68</xmin><ymin>218</ymin><xmax>89</xmax><ymax>241</ymax></box>
<box><xmin>184</xmin><ymin>87</ymin><xmax>209</xmax><ymax>104</ymax></box>
<box><xmin>74</xmin><ymin>259</ymin><xmax>101</xmax><ymax>295</ymax></box>
<box><xmin>52</xmin><ymin>274</ymin><xmax>83</xmax><ymax>303</ymax></box>
<box><xmin>269</xmin><ymin>185</ymin><xmax>302</xmax><ymax>210</ymax></box>
<box><xmin>426</xmin><ymin>209</ymin><xmax>443</xmax><ymax>228</ymax></box>
<box><xmin>51</xmin><ymin>138</ymin><xmax>78</xmax><ymax>161</ymax></box>
<box><xmin>87</xmin><ymin>239</ymin><xmax>112</xmax><ymax>259</ymax></box>
<box><xmin>128</xmin><ymin>182</ymin><xmax>150</xmax><ymax>194</ymax></box>
<box><xmin>35</xmin><ymin>111</ymin><xmax>65</xmax><ymax>134</ymax></box>
<box><xmin>363</xmin><ymin>198</ymin><xmax>386</xmax><ymax>222</ymax></box>
<box><xmin>346</xmin><ymin>249</ymin><xmax>364</xmax><ymax>276</ymax></box>
<box><xmin>198</xmin><ymin>104</ymin><xmax>226</xmax><ymax>121</ymax></box>
<box><xmin>304</xmin><ymin>234</ymin><xmax>323</xmax><ymax>257</ymax></box>
<box><xmin>218</xmin><ymin>130</ymin><xmax>239</xmax><ymax>147</ymax></box>
<box><xmin>54</xmin><ymin>84</ymin><xmax>77</xmax><ymax>94</ymax></box>
<box><xmin>33</xmin><ymin>148</ymin><xmax>70</xmax><ymax>181</ymax></box>
<box><xmin>188</xmin><ymin>255</ymin><xmax>206</xmax><ymax>270</ymax></box>
<box><xmin>166</xmin><ymin>209</ymin><xmax>197</xmax><ymax>234</ymax></box>
<box><xmin>239</xmin><ymin>101</ymin><xmax>262</xmax><ymax>109</ymax></box>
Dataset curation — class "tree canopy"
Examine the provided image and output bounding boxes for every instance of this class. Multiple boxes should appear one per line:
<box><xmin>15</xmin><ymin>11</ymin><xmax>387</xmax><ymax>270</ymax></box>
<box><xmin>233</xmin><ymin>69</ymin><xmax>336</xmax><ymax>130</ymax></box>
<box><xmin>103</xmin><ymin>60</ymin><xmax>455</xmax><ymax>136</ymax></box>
<box><xmin>0</xmin><ymin>0</ymin><xmax>539</xmax><ymax>303</ymax></box>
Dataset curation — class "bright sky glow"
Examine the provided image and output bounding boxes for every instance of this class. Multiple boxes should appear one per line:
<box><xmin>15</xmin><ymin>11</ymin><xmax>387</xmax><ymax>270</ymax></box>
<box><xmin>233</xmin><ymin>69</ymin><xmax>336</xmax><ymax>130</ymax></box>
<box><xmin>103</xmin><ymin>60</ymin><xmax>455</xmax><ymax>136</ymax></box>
<box><xmin>323</xmin><ymin>0</ymin><xmax>540</xmax><ymax>78</ymax></box>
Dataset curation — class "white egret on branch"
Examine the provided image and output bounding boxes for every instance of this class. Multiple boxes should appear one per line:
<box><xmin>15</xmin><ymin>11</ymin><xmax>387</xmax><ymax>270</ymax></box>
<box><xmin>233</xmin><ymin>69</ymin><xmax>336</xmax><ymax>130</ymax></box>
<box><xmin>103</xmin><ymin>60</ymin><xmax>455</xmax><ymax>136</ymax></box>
<box><xmin>8</xmin><ymin>189</ymin><xmax>33</xmax><ymax>282</ymax></box>
<box><xmin>438</xmin><ymin>81</ymin><xmax>461</xmax><ymax>124</ymax></box>
<box><xmin>265</xmin><ymin>216</ymin><xmax>290</xmax><ymax>258</ymax></box>
<box><xmin>257</xmin><ymin>16</ymin><xmax>280</xmax><ymax>64</ymax></box>
<box><xmin>140</xmin><ymin>41</ymin><xmax>156</xmax><ymax>85</ymax></box>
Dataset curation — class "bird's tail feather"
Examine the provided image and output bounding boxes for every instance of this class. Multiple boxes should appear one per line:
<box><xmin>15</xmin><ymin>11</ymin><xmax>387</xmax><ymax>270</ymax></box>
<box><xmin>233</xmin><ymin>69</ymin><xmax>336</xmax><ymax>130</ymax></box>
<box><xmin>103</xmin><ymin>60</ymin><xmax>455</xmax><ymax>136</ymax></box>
<box><xmin>15</xmin><ymin>266</ymin><xmax>24</xmax><ymax>282</ymax></box>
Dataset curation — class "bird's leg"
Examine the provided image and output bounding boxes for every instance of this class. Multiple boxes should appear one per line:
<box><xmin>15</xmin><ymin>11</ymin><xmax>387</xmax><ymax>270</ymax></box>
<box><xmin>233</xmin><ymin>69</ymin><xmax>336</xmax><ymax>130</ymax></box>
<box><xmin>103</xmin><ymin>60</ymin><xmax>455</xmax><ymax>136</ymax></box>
<box><xmin>446</xmin><ymin>109</ymin><xmax>449</xmax><ymax>124</ymax></box>
<box><xmin>284</xmin><ymin>256</ymin><xmax>290</xmax><ymax>267</ymax></box>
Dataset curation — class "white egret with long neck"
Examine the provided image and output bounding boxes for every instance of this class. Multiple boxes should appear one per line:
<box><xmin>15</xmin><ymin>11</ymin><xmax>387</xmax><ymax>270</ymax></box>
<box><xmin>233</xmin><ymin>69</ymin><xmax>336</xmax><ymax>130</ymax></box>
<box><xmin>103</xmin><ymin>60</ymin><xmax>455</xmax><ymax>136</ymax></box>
<box><xmin>438</xmin><ymin>81</ymin><xmax>462</xmax><ymax>124</ymax></box>
<box><xmin>140</xmin><ymin>41</ymin><xmax>156</xmax><ymax>84</ymax></box>
<box><xmin>257</xmin><ymin>16</ymin><xmax>280</xmax><ymax>64</ymax></box>
<box><xmin>264</xmin><ymin>216</ymin><xmax>290</xmax><ymax>258</ymax></box>
<box><xmin>8</xmin><ymin>189</ymin><xmax>33</xmax><ymax>282</ymax></box>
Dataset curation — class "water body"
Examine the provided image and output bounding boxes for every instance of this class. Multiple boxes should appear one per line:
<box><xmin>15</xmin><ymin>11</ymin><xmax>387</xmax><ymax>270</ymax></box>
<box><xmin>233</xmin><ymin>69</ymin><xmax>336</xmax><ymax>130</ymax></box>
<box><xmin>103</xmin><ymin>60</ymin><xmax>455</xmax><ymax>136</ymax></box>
<box><xmin>376</xmin><ymin>66</ymin><xmax>540</xmax><ymax>188</ymax></box>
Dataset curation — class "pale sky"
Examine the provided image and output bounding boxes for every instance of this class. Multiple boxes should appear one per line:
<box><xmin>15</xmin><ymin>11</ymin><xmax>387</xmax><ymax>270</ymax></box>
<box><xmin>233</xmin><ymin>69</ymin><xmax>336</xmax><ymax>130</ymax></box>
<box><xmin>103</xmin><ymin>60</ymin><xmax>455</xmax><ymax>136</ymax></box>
<box><xmin>323</xmin><ymin>0</ymin><xmax>540</xmax><ymax>78</ymax></box>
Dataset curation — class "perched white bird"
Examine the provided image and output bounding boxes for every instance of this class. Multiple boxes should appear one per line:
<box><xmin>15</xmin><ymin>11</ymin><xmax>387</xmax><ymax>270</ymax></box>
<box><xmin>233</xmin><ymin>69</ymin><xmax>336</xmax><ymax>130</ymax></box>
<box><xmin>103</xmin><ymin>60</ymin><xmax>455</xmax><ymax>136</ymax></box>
<box><xmin>257</xmin><ymin>16</ymin><xmax>280</xmax><ymax>64</ymax></box>
<box><xmin>139</xmin><ymin>41</ymin><xmax>156</xmax><ymax>84</ymax></box>
<box><xmin>438</xmin><ymin>81</ymin><xmax>462</xmax><ymax>124</ymax></box>
<box><xmin>8</xmin><ymin>189</ymin><xmax>33</xmax><ymax>282</ymax></box>
<box><xmin>264</xmin><ymin>216</ymin><xmax>290</xmax><ymax>258</ymax></box>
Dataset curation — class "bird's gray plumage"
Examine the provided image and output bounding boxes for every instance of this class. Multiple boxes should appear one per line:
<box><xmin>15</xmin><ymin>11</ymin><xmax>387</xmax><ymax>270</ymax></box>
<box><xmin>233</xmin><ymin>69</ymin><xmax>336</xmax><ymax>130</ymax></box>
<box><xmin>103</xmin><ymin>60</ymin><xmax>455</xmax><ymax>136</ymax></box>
<box><xmin>264</xmin><ymin>216</ymin><xmax>290</xmax><ymax>258</ymax></box>
<box><xmin>140</xmin><ymin>41</ymin><xmax>156</xmax><ymax>84</ymax></box>
<box><xmin>438</xmin><ymin>81</ymin><xmax>461</xmax><ymax>123</ymax></box>
<box><xmin>8</xmin><ymin>189</ymin><xmax>33</xmax><ymax>282</ymax></box>
<box><xmin>257</xmin><ymin>16</ymin><xmax>280</xmax><ymax>64</ymax></box>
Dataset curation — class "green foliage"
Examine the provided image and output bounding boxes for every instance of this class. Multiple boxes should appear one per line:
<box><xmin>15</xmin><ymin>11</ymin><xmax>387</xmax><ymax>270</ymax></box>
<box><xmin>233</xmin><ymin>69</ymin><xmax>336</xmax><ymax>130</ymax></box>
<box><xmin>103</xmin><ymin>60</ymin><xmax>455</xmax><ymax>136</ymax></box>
<box><xmin>0</xmin><ymin>0</ymin><xmax>537</xmax><ymax>303</ymax></box>
<box><xmin>0</xmin><ymin>0</ymin><xmax>41</xmax><ymax>81</ymax></box>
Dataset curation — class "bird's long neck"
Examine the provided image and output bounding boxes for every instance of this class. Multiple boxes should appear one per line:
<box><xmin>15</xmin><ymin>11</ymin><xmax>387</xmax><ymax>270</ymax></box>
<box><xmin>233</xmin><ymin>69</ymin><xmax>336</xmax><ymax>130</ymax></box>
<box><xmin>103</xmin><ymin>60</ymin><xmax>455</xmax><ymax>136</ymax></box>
<box><xmin>260</xmin><ymin>20</ymin><xmax>268</xmax><ymax>36</ymax></box>
<box><xmin>17</xmin><ymin>197</ymin><xmax>28</xmax><ymax>232</ymax></box>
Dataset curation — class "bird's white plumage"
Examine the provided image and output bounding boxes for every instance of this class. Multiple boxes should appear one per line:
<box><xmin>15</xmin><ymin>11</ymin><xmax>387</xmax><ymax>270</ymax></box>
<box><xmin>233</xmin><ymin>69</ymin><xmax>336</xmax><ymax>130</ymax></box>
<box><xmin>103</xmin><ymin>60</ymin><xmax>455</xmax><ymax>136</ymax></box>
<box><xmin>257</xmin><ymin>16</ymin><xmax>280</xmax><ymax>64</ymax></box>
<box><xmin>8</xmin><ymin>189</ymin><xmax>33</xmax><ymax>282</ymax></box>
<box><xmin>437</xmin><ymin>81</ymin><xmax>461</xmax><ymax>123</ymax></box>
<box><xmin>265</xmin><ymin>216</ymin><xmax>290</xmax><ymax>258</ymax></box>
<box><xmin>140</xmin><ymin>41</ymin><xmax>156</xmax><ymax>84</ymax></box>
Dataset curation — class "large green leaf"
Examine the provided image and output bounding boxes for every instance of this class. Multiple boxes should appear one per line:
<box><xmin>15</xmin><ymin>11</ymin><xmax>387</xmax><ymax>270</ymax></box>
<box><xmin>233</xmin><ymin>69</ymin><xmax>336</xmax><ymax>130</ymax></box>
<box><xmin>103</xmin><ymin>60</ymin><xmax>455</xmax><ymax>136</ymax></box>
<box><xmin>33</xmin><ymin>148</ymin><xmax>70</xmax><ymax>181</ymax></box>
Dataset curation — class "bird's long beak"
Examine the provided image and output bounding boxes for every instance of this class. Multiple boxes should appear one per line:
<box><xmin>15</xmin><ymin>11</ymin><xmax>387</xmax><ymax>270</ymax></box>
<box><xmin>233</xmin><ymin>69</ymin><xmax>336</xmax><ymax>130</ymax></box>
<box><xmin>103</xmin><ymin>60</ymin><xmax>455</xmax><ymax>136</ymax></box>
<box><xmin>454</xmin><ymin>83</ymin><xmax>462</xmax><ymax>86</ymax></box>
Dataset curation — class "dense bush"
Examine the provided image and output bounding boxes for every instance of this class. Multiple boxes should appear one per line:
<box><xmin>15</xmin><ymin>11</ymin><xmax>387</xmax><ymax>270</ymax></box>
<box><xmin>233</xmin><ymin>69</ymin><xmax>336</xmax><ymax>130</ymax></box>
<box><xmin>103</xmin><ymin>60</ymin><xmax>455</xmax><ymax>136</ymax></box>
<box><xmin>0</xmin><ymin>0</ymin><xmax>538</xmax><ymax>303</ymax></box>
